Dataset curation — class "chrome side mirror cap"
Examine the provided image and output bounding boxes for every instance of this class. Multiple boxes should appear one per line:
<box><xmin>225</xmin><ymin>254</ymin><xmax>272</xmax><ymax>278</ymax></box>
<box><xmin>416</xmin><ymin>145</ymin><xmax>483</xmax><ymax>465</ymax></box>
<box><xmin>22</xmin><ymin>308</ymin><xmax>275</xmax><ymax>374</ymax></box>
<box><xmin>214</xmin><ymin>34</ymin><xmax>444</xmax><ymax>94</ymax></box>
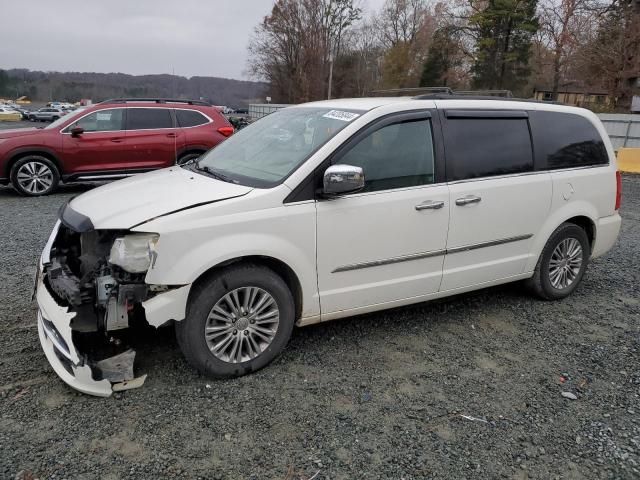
<box><xmin>323</xmin><ymin>164</ymin><xmax>365</xmax><ymax>196</ymax></box>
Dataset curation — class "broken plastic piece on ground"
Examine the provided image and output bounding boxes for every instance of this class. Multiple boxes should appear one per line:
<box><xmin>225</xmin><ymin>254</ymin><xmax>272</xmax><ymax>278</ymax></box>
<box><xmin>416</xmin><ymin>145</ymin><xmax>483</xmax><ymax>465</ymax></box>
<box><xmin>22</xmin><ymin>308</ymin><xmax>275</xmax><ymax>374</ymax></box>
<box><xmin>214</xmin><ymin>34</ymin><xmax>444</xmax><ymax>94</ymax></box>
<box><xmin>113</xmin><ymin>374</ymin><xmax>147</xmax><ymax>392</ymax></box>
<box><xmin>459</xmin><ymin>414</ymin><xmax>489</xmax><ymax>423</ymax></box>
<box><xmin>94</xmin><ymin>349</ymin><xmax>136</xmax><ymax>382</ymax></box>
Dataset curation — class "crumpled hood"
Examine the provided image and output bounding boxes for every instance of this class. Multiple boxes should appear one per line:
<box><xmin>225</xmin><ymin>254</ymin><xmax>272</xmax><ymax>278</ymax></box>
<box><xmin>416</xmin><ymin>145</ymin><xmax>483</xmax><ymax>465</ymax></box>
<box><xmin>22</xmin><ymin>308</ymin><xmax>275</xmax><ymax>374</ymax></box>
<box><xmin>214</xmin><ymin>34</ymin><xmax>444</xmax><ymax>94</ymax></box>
<box><xmin>0</xmin><ymin>127</ymin><xmax>42</xmax><ymax>139</ymax></box>
<box><xmin>68</xmin><ymin>167</ymin><xmax>252</xmax><ymax>229</ymax></box>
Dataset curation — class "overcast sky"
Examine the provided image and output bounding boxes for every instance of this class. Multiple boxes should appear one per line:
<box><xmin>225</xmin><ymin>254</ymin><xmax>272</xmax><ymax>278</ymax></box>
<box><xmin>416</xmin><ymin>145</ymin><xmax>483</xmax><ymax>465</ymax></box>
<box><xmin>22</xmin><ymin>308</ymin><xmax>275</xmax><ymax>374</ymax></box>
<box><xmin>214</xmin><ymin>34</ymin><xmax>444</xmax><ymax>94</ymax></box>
<box><xmin>0</xmin><ymin>0</ymin><xmax>386</xmax><ymax>81</ymax></box>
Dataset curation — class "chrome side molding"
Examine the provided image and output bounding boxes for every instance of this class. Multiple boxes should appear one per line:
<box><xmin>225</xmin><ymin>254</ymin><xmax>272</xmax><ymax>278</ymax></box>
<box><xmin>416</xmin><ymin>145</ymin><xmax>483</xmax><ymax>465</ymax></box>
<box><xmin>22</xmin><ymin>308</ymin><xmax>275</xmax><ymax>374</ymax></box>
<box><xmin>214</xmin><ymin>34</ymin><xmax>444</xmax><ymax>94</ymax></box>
<box><xmin>332</xmin><ymin>249</ymin><xmax>446</xmax><ymax>273</ymax></box>
<box><xmin>446</xmin><ymin>234</ymin><xmax>533</xmax><ymax>254</ymax></box>
<box><xmin>333</xmin><ymin>234</ymin><xmax>533</xmax><ymax>273</ymax></box>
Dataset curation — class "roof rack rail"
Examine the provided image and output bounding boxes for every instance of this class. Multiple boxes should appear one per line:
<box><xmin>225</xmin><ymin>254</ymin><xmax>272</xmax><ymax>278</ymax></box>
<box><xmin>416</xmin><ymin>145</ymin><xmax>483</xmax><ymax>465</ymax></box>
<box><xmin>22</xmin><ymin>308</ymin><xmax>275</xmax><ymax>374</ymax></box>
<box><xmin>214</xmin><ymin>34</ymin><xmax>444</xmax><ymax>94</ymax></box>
<box><xmin>454</xmin><ymin>89</ymin><xmax>513</xmax><ymax>98</ymax></box>
<box><xmin>413</xmin><ymin>94</ymin><xmax>560</xmax><ymax>104</ymax></box>
<box><xmin>371</xmin><ymin>87</ymin><xmax>454</xmax><ymax>97</ymax></box>
<box><xmin>100</xmin><ymin>98</ymin><xmax>212</xmax><ymax>106</ymax></box>
<box><xmin>413</xmin><ymin>89</ymin><xmax>514</xmax><ymax>100</ymax></box>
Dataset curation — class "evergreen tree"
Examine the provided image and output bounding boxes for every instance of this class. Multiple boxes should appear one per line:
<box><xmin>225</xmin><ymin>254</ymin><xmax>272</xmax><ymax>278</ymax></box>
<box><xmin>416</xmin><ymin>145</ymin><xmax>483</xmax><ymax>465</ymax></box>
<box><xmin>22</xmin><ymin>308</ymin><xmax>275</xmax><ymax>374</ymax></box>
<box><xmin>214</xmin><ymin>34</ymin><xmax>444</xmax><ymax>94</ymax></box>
<box><xmin>420</xmin><ymin>27</ymin><xmax>459</xmax><ymax>87</ymax></box>
<box><xmin>470</xmin><ymin>0</ymin><xmax>539</xmax><ymax>94</ymax></box>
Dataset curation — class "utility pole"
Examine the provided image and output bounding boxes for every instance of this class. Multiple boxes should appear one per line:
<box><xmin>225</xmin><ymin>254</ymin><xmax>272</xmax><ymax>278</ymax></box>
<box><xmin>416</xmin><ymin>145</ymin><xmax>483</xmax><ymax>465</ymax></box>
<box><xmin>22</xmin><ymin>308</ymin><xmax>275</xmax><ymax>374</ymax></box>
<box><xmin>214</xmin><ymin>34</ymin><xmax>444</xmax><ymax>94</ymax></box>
<box><xmin>327</xmin><ymin>51</ymin><xmax>334</xmax><ymax>100</ymax></box>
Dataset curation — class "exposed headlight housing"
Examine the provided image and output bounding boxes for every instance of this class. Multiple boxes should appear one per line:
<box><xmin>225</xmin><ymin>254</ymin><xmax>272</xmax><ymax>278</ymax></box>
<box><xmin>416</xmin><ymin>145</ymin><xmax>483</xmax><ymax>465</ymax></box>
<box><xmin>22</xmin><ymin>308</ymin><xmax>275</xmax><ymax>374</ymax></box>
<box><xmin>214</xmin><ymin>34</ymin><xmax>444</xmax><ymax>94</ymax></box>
<box><xmin>108</xmin><ymin>233</ymin><xmax>159</xmax><ymax>273</ymax></box>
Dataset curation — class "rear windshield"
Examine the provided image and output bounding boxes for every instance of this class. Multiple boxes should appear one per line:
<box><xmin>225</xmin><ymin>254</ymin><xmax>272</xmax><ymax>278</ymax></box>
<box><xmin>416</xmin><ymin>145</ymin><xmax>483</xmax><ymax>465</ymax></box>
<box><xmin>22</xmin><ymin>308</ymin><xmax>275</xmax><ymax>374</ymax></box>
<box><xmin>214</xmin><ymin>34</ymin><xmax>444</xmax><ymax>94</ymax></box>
<box><xmin>195</xmin><ymin>107</ymin><xmax>363</xmax><ymax>187</ymax></box>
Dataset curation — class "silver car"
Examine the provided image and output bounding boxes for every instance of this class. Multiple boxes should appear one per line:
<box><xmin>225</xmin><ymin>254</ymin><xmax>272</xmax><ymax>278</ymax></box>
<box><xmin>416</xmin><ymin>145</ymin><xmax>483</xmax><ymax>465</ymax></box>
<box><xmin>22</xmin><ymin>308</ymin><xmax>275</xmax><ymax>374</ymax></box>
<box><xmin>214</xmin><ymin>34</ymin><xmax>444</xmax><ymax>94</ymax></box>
<box><xmin>28</xmin><ymin>108</ymin><xmax>66</xmax><ymax>122</ymax></box>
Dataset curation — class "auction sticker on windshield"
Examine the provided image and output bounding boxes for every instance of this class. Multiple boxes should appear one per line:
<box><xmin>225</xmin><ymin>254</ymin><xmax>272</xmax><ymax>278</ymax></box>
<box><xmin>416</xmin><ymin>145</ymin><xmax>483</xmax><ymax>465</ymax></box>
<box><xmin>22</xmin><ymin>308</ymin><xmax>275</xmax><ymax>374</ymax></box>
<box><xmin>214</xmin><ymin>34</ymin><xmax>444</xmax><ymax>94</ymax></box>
<box><xmin>322</xmin><ymin>110</ymin><xmax>360</xmax><ymax>122</ymax></box>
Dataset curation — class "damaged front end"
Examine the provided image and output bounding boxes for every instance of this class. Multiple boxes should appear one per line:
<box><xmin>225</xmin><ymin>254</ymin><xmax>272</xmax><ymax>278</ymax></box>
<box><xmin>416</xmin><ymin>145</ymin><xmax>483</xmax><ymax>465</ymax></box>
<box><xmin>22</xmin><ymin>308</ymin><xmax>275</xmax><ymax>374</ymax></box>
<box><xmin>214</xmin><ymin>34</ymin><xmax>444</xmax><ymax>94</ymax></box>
<box><xmin>35</xmin><ymin>213</ymin><xmax>187</xmax><ymax>397</ymax></box>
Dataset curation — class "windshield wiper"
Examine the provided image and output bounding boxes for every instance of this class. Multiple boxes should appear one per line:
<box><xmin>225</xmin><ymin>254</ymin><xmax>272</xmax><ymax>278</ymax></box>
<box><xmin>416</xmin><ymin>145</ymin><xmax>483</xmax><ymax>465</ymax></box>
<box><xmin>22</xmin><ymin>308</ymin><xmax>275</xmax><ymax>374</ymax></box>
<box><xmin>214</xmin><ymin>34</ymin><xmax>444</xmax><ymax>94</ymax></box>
<box><xmin>194</xmin><ymin>162</ymin><xmax>235</xmax><ymax>184</ymax></box>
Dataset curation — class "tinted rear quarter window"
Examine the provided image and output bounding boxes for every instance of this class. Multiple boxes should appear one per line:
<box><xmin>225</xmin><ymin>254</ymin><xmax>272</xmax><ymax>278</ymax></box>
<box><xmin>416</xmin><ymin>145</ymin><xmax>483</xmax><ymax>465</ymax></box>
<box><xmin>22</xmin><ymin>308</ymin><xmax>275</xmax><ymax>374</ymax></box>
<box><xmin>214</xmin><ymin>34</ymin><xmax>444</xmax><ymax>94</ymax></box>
<box><xmin>127</xmin><ymin>108</ymin><xmax>173</xmax><ymax>130</ymax></box>
<box><xmin>175</xmin><ymin>109</ymin><xmax>210</xmax><ymax>127</ymax></box>
<box><xmin>443</xmin><ymin>112</ymin><xmax>533</xmax><ymax>181</ymax></box>
<box><xmin>529</xmin><ymin>111</ymin><xmax>608</xmax><ymax>169</ymax></box>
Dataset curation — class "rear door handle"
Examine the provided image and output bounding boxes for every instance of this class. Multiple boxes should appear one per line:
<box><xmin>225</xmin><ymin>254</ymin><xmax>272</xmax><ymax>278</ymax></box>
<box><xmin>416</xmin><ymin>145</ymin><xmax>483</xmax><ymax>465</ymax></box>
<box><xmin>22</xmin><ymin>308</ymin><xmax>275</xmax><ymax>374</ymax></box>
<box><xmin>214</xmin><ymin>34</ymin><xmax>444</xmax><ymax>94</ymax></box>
<box><xmin>166</xmin><ymin>133</ymin><xmax>177</xmax><ymax>138</ymax></box>
<box><xmin>455</xmin><ymin>195</ymin><xmax>482</xmax><ymax>206</ymax></box>
<box><xmin>110</xmin><ymin>138</ymin><xmax>123</xmax><ymax>143</ymax></box>
<box><xmin>415</xmin><ymin>200</ymin><xmax>445</xmax><ymax>211</ymax></box>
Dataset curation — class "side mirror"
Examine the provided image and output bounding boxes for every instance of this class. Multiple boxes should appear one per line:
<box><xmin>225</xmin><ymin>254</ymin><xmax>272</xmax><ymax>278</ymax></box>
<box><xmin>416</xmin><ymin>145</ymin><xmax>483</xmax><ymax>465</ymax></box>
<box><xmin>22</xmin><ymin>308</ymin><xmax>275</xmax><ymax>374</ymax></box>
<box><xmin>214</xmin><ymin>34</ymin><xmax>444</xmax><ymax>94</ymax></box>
<box><xmin>323</xmin><ymin>164</ymin><xmax>365</xmax><ymax>196</ymax></box>
<box><xmin>70</xmin><ymin>126</ymin><xmax>84</xmax><ymax>137</ymax></box>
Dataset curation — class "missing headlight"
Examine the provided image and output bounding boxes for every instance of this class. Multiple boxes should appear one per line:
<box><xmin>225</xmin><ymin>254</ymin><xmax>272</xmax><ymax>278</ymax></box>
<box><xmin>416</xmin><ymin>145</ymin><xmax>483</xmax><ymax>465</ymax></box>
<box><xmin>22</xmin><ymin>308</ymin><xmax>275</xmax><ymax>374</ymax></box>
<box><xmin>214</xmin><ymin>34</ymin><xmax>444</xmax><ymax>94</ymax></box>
<box><xmin>108</xmin><ymin>233</ymin><xmax>159</xmax><ymax>273</ymax></box>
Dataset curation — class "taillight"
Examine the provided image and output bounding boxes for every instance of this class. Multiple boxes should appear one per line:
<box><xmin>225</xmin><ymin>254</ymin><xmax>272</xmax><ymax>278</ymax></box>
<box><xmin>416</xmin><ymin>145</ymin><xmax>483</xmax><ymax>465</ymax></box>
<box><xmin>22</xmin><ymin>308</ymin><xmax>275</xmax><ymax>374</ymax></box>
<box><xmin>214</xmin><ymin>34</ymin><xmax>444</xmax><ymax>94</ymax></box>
<box><xmin>615</xmin><ymin>170</ymin><xmax>622</xmax><ymax>210</ymax></box>
<box><xmin>217</xmin><ymin>126</ymin><xmax>234</xmax><ymax>137</ymax></box>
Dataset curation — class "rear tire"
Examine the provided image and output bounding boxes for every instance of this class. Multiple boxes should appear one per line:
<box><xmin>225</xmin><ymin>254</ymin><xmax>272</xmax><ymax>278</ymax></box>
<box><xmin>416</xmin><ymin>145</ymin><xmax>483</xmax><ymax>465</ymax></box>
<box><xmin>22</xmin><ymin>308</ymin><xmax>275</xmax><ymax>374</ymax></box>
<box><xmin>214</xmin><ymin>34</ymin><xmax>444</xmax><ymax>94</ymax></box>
<box><xmin>10</xmin><ymin>155</ymin><xmax>60</xmax><ymax>196</ymax></box>
<box><xmin>176</xmin><ymin>264</ymin><xmax>295</xmax><ymax>378</ymax></box>
<box><xmin>527</xmin><ymin>223</ymin><xmax>590</xmax><ymax>300</ymax></box>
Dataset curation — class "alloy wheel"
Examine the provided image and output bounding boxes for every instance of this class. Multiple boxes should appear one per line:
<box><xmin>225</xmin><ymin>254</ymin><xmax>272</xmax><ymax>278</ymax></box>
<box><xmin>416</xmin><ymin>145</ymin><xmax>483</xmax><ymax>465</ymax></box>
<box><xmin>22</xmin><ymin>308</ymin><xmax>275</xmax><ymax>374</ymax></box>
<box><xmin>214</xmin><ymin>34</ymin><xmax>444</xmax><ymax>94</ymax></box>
<box><xmin>204</xmin><ymin>286</ymin><xmax>280</xmax><ymax>364</ymax></box>
<box><xmin>548</xmin><ymin>237</ymin><xmax>583</xmax><ymax>290</ymax></box>
<box><xmin>16</xmin><ymin>161</ymin><xmax>54</xmax><ymax>194</ymax></box>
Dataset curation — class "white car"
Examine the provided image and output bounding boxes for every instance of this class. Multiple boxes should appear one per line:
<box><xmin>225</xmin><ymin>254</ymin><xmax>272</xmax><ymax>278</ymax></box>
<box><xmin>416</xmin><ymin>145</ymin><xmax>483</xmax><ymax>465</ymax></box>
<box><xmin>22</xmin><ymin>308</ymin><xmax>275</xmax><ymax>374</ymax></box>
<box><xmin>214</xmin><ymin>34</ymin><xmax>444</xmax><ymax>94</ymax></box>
<box><xmin>35</xmin><ymin>96</ymin><xmax>622</xmax><ymax>396</ymax></box>
<box><xmin>0</xmin><ymin>106</ymin><xmax>19</xmax><ymax>116</ymax></box>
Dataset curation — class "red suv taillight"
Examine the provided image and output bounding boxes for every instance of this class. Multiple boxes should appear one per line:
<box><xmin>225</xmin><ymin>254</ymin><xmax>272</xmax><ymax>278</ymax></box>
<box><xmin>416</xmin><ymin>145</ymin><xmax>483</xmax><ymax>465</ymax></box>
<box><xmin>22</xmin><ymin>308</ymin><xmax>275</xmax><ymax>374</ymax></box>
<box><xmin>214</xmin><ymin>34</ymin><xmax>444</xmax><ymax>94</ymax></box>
<box><xmin>217</xmin><ymin>126</ymin><xmax>234</xmax><ymax>137</ymax></box>
<box><xmin>615</xmin><ymin>170</ymin><xmax>622</xmax><ymax>210</ymax></box>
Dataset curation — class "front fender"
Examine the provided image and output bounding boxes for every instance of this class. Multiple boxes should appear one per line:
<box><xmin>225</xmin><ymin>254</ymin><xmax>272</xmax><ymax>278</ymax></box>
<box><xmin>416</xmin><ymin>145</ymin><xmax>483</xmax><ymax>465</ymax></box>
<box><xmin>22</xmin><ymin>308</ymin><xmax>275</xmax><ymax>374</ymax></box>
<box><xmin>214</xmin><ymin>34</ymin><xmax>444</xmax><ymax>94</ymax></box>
<box><xmin>141</xmin><ymin>201</ymin><xmax>319</xmax><ymax>318</ymax></box>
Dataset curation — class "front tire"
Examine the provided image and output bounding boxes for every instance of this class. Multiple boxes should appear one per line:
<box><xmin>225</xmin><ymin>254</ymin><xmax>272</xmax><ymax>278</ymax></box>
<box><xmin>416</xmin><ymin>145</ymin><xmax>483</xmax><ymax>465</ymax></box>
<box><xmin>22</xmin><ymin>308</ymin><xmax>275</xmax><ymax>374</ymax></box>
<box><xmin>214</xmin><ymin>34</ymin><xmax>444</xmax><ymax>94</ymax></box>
<box><xmin>10</xmin><ymin>155</ymin><xmax>60</xmax><ymax>196</ymax></box>
<box><xmin>528</xmin><ymin>223</ymin><xmax>590</xmax><ymax>300</ymax></box>
<box><xmin>176</xmin><ymin>264</ymin><xmax>295</xmax><ymax>378</ymax></box>
<box><xmin>176</xmin><ymin>152</ymin><xmax>202</xmax><ymax>165</ymax></box>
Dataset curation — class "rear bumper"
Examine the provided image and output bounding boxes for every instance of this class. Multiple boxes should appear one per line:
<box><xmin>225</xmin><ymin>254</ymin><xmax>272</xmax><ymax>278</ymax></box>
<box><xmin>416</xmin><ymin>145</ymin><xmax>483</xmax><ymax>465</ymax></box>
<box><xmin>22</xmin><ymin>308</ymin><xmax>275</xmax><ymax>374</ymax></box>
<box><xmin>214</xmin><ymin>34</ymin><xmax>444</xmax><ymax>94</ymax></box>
<box><xmin>36</xmin><ymin>270</ymin><xmax>113</xmax><ymax>397</ymax></box>
<box><xmin>592</xmin><ymin>213</ymin><xmax>622</xmax><ymax>258</ymax></box>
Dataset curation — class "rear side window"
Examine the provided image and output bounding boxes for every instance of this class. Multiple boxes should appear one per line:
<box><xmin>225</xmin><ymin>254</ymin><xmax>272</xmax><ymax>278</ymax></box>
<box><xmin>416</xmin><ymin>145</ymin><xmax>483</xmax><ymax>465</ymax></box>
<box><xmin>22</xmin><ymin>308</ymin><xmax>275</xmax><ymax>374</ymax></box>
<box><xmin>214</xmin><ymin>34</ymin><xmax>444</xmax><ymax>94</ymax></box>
<box><xmin>335</xmin><ymin>118</ymin><xmax>435</xmax><ymax>192</ymax></box>
<box><xmin>529</xmin><ymin>111</ymin><xmax>608</xmax><ymax>169</ymax></box>
<box><xmin>175</xmin><ymin>109</ymin><xmax>210</xmax><ymax>127</ymax></box>
<box><xmin>126</xmin><ymin>108</ymin><xmax>173</xmax><ymax>130</ymax></box>
<box><xmin>443</xmin><ymin>114</ymin><xmax>533</xmax><ymax>181</ymax></box>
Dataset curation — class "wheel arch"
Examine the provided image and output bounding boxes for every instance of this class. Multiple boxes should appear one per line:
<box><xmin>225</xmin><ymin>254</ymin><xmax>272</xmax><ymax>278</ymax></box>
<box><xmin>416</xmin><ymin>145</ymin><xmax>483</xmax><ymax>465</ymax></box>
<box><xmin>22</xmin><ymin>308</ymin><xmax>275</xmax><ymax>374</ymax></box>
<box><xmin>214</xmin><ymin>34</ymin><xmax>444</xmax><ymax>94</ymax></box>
<box><xmin>6</xmin><ymin>148</ymin><xmax>62</xmax><ymax>177</ymax></box>
<box><xmin>563</xmin><ymin>215</ymin><xmax>596</xmax><ymax>252</ymax></box>
<box><xmin>189</xmin><ymin>255</ymin><xmax>304</xmax><ymax>322</ymax></box>
<box><xmin>176</xmin><ymin>146</ymin><xmax>209</xmax><ymax>161</ymax></box>
<box><xmin>526</xmin><ymin>203</ymin><xmax>599</xmax><ymax>272</ymax></box>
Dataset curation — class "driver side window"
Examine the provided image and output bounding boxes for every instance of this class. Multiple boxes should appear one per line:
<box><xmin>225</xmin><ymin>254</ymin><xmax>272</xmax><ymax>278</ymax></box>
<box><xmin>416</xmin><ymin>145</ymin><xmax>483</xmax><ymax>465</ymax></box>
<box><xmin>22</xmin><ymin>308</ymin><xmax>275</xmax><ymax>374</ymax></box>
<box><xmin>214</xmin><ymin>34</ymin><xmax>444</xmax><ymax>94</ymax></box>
<box><xmin>68</xmin><ymin>109</ymin><xmax>125</xmax><ymax>132</ymax></box>
<box><xmin>335</xmin><ymin>118</ymin><xmax>435</xmax><ymax>193</ymax></box>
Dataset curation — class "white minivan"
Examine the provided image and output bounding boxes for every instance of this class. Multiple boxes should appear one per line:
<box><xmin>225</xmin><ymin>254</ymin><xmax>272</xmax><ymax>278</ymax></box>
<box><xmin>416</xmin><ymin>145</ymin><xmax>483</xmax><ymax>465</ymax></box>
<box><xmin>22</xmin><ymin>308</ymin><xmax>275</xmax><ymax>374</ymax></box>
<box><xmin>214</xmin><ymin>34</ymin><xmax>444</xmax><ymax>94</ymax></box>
<box><xmin>35</xmin><ymin>96</ymin><xmax>622</xmax><ymax>396</ymax></box>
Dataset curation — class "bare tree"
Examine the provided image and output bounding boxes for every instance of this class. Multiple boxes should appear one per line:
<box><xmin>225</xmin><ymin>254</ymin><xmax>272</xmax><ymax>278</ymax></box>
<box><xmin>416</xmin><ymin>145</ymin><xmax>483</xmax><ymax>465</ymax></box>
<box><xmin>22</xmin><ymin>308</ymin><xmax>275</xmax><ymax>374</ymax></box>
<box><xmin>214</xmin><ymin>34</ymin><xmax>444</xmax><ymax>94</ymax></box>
<box><xmin>377</xmin><ymin>0</ymin><xmax>436</xmax><ymax>87</ymax></box>
<box><xmin>573</xmin><ymin>0</ymin><xmax>639</xmax><ymax>110</ymax></box>
<box><xmin>247</xmin><ymin>0</ymin><xmax>361</xmax><ymax>103</ymax></box>
<box><xmin>537</xmin><ymin>0</ymin><xmax>602</xmax><ymax>99</ymax></box>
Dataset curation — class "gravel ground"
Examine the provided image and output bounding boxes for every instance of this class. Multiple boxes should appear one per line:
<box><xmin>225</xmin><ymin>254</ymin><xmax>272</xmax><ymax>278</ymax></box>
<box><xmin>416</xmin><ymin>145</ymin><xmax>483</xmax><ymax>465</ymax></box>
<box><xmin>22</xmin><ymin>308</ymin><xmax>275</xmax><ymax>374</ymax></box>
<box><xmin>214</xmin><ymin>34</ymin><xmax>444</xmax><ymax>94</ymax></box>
<box><xmin>0</xmin><ymin>177</ymin><xmax>639</xmax><ymax>480</ymax></box>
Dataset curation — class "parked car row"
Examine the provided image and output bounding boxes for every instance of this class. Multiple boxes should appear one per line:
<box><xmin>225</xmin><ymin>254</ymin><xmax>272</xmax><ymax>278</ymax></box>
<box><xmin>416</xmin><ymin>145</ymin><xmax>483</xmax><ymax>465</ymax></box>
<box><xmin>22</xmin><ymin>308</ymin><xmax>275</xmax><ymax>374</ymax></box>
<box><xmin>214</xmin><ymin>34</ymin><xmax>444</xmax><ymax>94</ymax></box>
<box><xmin>0</xmin><ymin>98</ymin><xmax>234</xmax><ymax>195</ymax></box>
<box><xmin>0</xmin><ymin>104</ymin><xmax>31</xmax><ymax>120</ymax></box>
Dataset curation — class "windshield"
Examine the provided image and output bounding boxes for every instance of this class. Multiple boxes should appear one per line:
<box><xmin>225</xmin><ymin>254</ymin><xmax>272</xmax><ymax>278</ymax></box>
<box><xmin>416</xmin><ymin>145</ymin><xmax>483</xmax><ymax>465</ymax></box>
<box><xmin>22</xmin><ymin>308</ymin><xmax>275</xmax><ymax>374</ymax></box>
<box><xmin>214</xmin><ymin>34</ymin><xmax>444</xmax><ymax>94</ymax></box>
<box><xmin>45</xmin><ymin>107</ymin><xmax>87</xmax><ymax>130</ymax></box>
<box><xmin>195</xmin><ymin>107</ymin><xmax>363</xmax><ymax>187</ymax></box>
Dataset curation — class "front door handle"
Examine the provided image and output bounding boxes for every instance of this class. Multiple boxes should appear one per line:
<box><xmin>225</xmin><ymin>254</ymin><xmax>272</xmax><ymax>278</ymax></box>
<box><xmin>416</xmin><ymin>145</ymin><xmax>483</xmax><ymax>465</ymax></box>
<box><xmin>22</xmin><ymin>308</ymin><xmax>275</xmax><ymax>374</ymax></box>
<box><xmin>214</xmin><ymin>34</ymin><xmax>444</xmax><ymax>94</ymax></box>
<box><xmin>415</xmin><ymin>200</ymin><xmax>445</xmax><ymax>211</ymax></box>
<box><xmin>110</xmin><ymin>138</ymin><xmax>123</xmax><ymax>143</ymax></box>
<box><xmin>166</xmin><ymin>133</ymin><xmax>177</xmax><ymax>138</ymax></box>
<box><xmin>455</xmin><ymin>195</ymin><xmax>482</xmax><ymax>206</ymax></box>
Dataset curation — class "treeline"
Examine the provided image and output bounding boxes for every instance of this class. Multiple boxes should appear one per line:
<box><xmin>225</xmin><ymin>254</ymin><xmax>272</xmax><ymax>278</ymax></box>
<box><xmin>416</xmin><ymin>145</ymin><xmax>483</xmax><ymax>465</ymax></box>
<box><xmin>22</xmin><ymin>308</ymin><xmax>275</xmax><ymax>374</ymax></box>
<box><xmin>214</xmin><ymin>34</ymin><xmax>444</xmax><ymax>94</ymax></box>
<box><xmin>248</xmin><ymin>0</ymin><xmax>640</xmax><ymax>111</ymax></box>
<box><xmin>0</xmin><ymin>69</ymin><xmax>269</xmax><ymax>108</ymax></box>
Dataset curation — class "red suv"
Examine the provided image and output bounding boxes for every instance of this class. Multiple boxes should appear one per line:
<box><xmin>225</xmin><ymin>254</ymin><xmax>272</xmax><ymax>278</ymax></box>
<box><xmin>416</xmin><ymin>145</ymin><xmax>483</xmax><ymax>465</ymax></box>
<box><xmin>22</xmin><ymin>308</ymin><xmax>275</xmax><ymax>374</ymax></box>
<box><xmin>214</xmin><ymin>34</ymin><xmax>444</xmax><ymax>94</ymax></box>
<box><xmin>0</xmin><ymin>98</ymin><xmax>234</xmax><ymax>196</ymax></box>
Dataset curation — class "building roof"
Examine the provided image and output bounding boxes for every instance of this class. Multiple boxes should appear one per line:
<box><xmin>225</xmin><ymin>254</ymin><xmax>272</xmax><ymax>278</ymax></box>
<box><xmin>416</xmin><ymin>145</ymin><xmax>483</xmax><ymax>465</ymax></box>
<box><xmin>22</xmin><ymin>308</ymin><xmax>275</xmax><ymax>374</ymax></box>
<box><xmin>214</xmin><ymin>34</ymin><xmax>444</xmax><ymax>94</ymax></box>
<box><xmin>534</xmin><ymin>85</ymin><xmax>609</xmax><ymax>95</ymax></box>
